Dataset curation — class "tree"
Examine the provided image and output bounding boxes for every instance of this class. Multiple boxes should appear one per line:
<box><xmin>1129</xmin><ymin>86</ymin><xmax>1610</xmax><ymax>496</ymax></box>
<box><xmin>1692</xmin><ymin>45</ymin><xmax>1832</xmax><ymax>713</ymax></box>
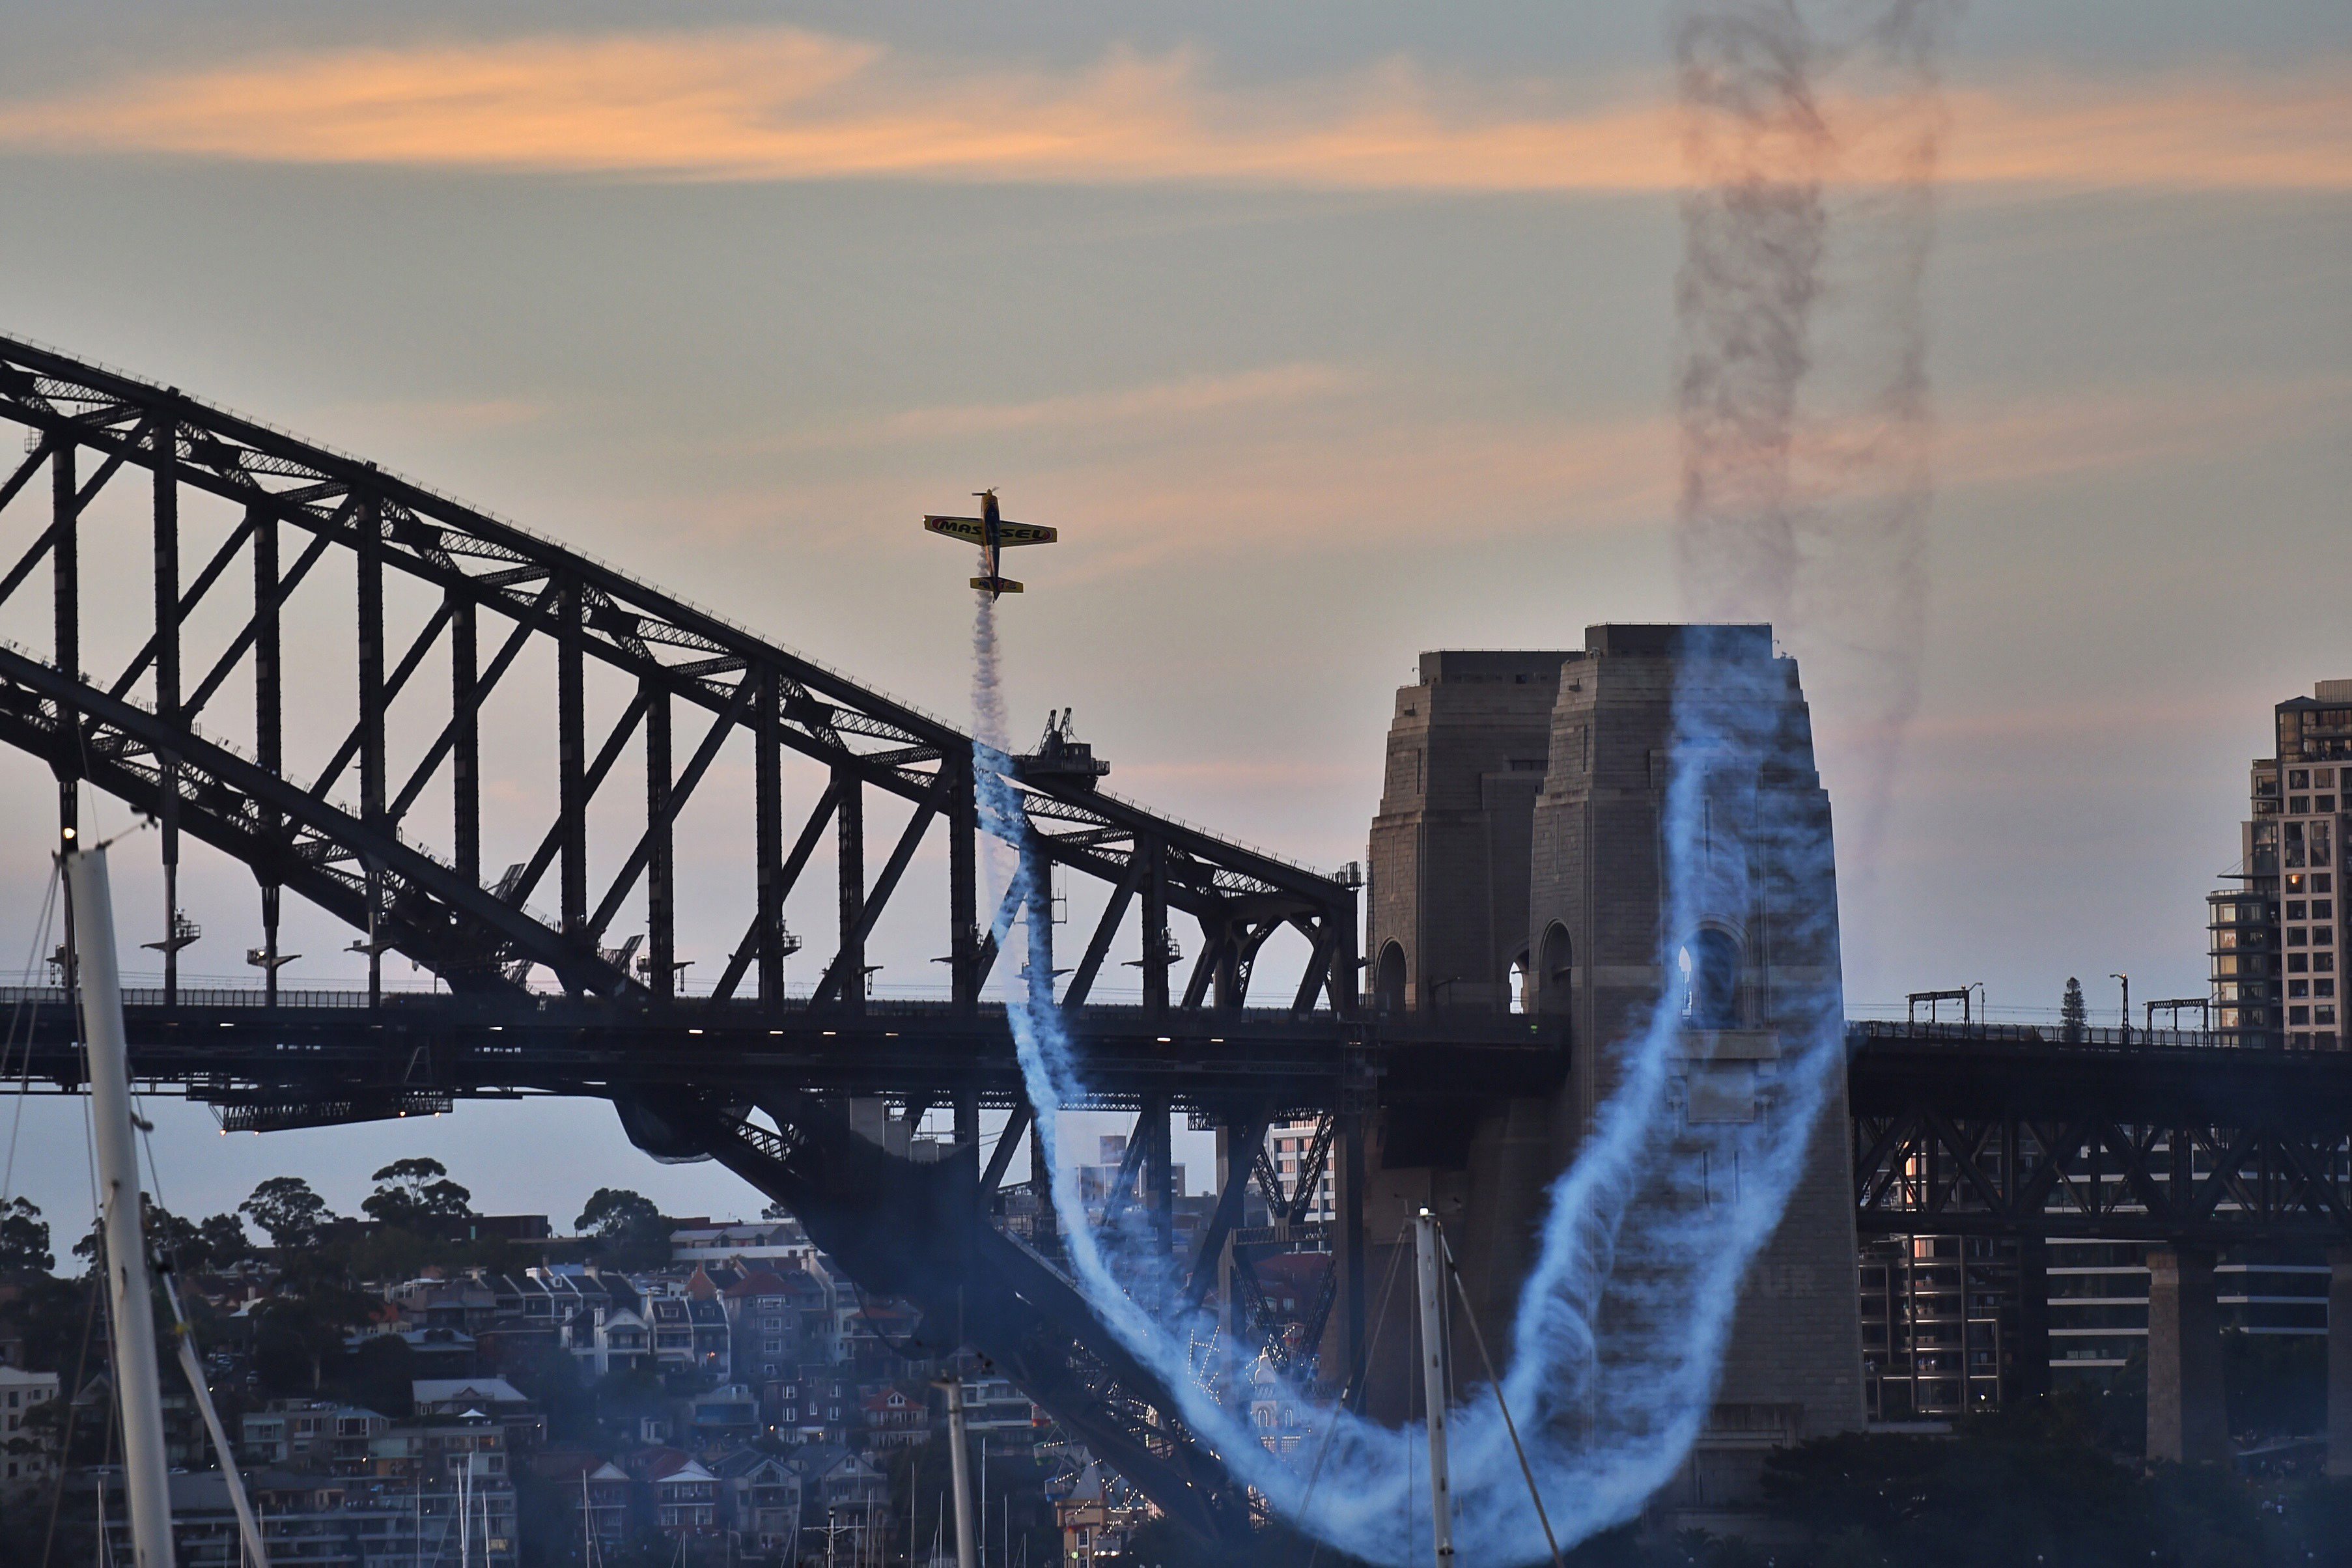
<box><xmin>362</xmin><ymin>1158</ymin><xmax>475</xmax><ymax>1229</ymax></box>
<box><xmin>0</xmin><ymin>1196</ymin><xmax>51</xmax><ymax>1274</ymax></box>
<box><xmin>195</xmin><ymin>1212</ymin><xmax>253</xmax><ymax>1270</ymax></box>
<box><xmin>70</xmin><ymin>1196</ymin><xmax>203</xmax><ymax>1271</ymax></box>
<box><xmin>575</xmin><ymin>1188</ymin><xmax>669</xmax><ymax>1268</ymax></box>
<box><xmin>240</xmin><ymin>1175</ymin><xmax>337</xmax><ymax>1250</ymax></box>
<box><xmin>340</xmin><ymin>1333</ymin><xmax>417</xmax><ymax>1417</ymax></box>
<box><xmin>2062</xmin><ymin>976</ymin><xmax>2088</xmax><ymax>1043</ymax></box>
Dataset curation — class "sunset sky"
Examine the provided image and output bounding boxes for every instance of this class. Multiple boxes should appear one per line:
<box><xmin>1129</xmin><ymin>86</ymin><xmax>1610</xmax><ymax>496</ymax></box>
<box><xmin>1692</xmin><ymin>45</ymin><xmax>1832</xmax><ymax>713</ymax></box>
<box><xmin>1</xmin><ymin>3</ymin><xmax>2346</xmax><ymax>1237</ymax></box>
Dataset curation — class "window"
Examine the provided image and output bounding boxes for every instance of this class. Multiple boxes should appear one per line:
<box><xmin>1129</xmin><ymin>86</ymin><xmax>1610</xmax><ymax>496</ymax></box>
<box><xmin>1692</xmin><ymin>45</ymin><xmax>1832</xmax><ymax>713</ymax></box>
<box><xmin>1679</xmin><ymin>928</ymin><xmax>1742</xmax><ymax>1028</ymax></box>
<box><xmin>2290</xmin><ymin>929</ymin><xmax>2309</xmax><ymax>949</ymax></box>
<box><xmin>2320</xmin><ymin>1007</ymin><xmax>2339</xmax><ymax>1024</ymax></box>
<box><xmin>2319</xmin><ymin>953</ymin><xmax>2336</xmax><ymax>972</ymax></box>
<box><xmin>2291</xmin><ymin>769</ymin><xmax>2311</xmax><ymax>790</ymax></box>
<box><xmin>2319</xmin><ymin>901</ymin><xmax>2337</xmax><ymax>920</ymax></box>
<box><xmin>2321</xmin><ymin>797</ymin><xmax>2339</xmax><ymax>813</ymax></box>
<box><xmin>2319</xmin><ymin>979</ymin><xmax>2338</xmax><ymax>998</ymax></box>
<box><xmin>2293</xmin><ymin>796</ymin><xmax>2312</xmax><ymax>814</ymax></box>
<box><xmin>2321</xmin><ymin>928</ymin><xmax>2337</xmax><ymax>946</ymax></box>
<box><xmin>2289</xmin><ymin>981</ymin><xmax>2309</xmax><ymax>998</ymax></box>
<box><xmin>2291</xmin><ymin>1006</ymin><xmax>2310</xmax><ymax>1024</ymax></box>
<box><xmin>2289</xmin><ymin>901</ymin><xmax>2308</xmax><ymax>920</ymax></box>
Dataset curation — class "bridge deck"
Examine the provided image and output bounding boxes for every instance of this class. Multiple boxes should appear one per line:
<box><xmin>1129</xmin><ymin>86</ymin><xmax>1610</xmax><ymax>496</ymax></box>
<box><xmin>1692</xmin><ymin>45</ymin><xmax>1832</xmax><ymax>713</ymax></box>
<box><xmin>0</xmin><ymin>986</ymin><xmax>1565</xmax><ymax>1113</ymax></box>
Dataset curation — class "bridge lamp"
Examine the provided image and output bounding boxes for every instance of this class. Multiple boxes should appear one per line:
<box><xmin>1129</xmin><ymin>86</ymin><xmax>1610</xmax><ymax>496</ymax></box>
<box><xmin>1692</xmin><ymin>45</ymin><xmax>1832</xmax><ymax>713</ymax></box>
<box><xmin>60</xmin><ymin>825</ymin><xmax>74</xmax><ymax>841</ymax></box>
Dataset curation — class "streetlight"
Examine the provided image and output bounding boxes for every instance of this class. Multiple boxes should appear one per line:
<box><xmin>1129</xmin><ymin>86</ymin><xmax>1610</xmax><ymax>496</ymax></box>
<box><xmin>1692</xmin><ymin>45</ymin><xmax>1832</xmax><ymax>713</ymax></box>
<box><xmin>2110</xmin><ymin>973</ymin><xmax>2129</xmax><ymax>1041</ymax></box>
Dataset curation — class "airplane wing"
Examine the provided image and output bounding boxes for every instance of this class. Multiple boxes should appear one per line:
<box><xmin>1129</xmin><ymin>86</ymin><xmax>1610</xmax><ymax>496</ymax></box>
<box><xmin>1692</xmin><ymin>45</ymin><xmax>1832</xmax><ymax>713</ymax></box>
<box><xmin>923</xmin><ymin>516</ymin><xmax>987</xmax><ymax>542</ymax></box>
<box><xmin>994</xmin><ymin>522</ymin><xmax>1058</xmax><ymax>547</ymax></box>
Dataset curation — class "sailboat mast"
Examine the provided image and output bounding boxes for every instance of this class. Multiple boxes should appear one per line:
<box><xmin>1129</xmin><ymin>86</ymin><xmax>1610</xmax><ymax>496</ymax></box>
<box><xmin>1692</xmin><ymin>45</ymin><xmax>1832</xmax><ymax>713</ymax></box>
<box><xmin>66</xmin><ymin>846</ymin><xmax>176</xmax><ymax>1568</ymax></box>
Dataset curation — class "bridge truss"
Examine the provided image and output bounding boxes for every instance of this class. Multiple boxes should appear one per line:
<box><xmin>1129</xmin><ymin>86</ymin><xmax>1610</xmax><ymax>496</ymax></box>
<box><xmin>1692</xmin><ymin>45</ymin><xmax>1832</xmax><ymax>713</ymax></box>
<box><xmin>1849</xmin><ymin>1024</ymin><xmax>2352</xmax><ymax>1244</ymax></box>
<box><xmin>0</xmin><ymin>334</ymin><xmax>1527</xmax><ymax>1542</ymax></box>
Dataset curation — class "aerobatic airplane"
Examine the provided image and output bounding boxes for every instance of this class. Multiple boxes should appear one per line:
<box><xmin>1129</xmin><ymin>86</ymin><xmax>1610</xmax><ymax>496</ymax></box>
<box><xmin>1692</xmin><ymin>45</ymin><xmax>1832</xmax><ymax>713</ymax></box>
<box><xmin>922</xmin><ymin>489</ymin><xmax>1056</xmax><ymax>597</ymax></box>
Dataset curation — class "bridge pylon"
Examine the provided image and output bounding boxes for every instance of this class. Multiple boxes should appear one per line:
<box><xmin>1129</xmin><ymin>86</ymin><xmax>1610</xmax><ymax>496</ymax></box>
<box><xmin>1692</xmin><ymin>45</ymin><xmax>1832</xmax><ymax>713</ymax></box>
<box><xmin>1365</xmin><ymin>626</ymin><xmax>1866</xmax><ymax>1526</ymax></box>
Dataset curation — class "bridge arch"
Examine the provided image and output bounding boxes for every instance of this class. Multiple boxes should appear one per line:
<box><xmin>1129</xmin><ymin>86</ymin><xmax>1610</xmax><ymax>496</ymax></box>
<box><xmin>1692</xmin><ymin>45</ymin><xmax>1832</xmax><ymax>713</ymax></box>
<box><xmin>1537</xmin><ymin>919</ymin><xmax>1574</xmax><ymax>1022</ymax></box>
<box><xmin>0</xmin><ymin>334</ymin><xmax>1358</xmax><ymax>1016</ymax></box>
<box><xmin>1373</xmin><ymin>940</ymin><xmax>1407</xmax><ymax>1013</ymax></box>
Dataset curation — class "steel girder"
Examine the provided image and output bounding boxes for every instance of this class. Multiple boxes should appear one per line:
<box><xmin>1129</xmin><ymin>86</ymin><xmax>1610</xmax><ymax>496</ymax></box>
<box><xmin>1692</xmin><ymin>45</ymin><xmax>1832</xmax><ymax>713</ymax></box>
<box><xmin>1847</xmin><ymin>1026</ymin><xmax>2352</xmax><ymax>1242</ymax></box>
<box><xmin>0</xmin><ymin>333</ymin><xmax>1360</xmax><ymax>1016</ymax></box>
<box><xmin>1851</xmin><ymin>1109</ymin><xmax>2352</xmax><ymax>1242</ymax></box>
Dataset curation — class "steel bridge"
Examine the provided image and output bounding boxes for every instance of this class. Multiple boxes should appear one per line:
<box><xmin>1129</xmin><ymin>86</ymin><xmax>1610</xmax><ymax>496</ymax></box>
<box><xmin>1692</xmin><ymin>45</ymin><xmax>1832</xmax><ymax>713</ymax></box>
<box><xmin>3</xmin><ymin>336</ymin><xmax>2351</xmax><ymax>1537</ymax></box>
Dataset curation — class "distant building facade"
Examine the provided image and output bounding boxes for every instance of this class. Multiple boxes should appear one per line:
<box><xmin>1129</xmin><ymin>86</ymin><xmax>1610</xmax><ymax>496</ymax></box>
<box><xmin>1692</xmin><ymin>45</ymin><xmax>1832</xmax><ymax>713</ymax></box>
<box><xmin>2210</xmin><ymin>679</ymin><xmax>2350</xmax><ymax>1049</ymax></box>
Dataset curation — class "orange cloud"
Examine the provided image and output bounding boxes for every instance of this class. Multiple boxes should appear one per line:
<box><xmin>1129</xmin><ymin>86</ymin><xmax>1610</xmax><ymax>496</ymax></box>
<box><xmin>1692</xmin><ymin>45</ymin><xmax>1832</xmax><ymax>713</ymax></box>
<box><xmin>677</xmin><ymin>367</ymin><xmax>2347</xmax><ymax>573</ymax></box>
<box><xmin>1</xmin><ymin>26</ymin><xmax>2344</xmax><ymax>193</ymax></box>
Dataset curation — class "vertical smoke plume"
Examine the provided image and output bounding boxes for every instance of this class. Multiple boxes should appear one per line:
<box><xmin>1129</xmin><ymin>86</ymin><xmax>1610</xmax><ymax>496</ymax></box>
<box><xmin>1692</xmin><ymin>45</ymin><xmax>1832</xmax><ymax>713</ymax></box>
<box><xmin>956</xmin><ymin>8</ymin><xmax>1949</xmax><ymax>1564</ymax></box>
<box><xmin>1675</xmin><ymin>0</ymin><xmax>1945</xmax><ymax>854</ymax></box>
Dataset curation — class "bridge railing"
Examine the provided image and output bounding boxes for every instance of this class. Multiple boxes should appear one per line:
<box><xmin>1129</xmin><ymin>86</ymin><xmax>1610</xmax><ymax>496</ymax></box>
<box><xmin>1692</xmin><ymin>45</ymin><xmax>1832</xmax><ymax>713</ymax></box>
<box><xmin>1848</xmin><ymin>1018</ymin><xmax>2229</xmax><ymax>1050</ymax></box>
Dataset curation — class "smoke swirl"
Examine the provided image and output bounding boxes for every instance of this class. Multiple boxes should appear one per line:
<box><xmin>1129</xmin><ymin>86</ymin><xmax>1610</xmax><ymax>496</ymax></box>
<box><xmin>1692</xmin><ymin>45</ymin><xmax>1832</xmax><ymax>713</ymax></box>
<box><xmin>953</xmin><ymin>5</ymin><xmax>1947</xmax><ymax>1560</ymax></box>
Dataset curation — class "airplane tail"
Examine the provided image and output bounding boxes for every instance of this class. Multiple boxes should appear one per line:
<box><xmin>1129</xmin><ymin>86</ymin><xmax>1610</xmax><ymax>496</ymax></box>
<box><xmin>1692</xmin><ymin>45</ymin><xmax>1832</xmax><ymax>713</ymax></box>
<box><xmin>971</xmin><ymin>576</ymin><xmax>1024</xmax><ymax>596</ymax></box>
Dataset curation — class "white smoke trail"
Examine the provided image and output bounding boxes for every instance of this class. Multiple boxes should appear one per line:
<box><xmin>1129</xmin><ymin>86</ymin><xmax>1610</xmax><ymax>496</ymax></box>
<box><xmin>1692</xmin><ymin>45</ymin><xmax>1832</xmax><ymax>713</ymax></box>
<box><xmin>960</xmin><ymin>7</ymin><xmax>1944</xmax><ymax>1561</ymax></box>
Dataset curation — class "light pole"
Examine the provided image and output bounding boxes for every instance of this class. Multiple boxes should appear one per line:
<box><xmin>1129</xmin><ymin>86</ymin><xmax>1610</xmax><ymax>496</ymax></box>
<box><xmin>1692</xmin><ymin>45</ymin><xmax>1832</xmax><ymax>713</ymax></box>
<box><xmin>2110</xmin><ymin>973</ymin><xmax>2129</xmax><ymax>1041</ymax></box>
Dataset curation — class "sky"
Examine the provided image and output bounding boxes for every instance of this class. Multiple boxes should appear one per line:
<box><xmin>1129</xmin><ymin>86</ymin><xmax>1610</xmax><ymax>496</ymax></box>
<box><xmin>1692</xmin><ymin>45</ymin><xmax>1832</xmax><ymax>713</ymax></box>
<box><xmin>0</xmin><ymin>2</ymin><xmax>2346</xmax><ymax>1244</ymax></box>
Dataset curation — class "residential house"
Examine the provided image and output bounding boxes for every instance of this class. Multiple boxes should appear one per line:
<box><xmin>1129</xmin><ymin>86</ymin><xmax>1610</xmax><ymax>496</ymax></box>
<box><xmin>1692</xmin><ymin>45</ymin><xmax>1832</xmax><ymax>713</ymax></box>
<box><xmin>1054</xmin><ymin>1459</ymin><xmax>1149</xmax><ymax>1567</ymax></box>
<box><xmin>723</xmin><ymin>1267</ymin><xmax>830</xmax><ymax>1386</ymax></box>
<box><xmin>863</xmin><ymin>1383</ymin><xmax>931</xmax><ymax>1450</ymax></box>
<box><xmin>238</xmin><ymin>1399</ymin><xmax>389</xmax><ymax>1475</ymax></box>
<box><xmin>650</xmin><ymin>1453</ymin><xmax>721</xmax><ymax>1535</ymax></box>
<box><xmin>772</xmin><ymin>1365</ymin><xmax>856</xmax><ymax>1446</ymax></box>
<box><xmin>0</xmin><ymin>1364</ymin><xmax>57</xmax><ymax>1489</ymax></box>
<box><xmin>687</xmin><ymin>1382</ymin><xmax>761</xmax><ymax>1444</ymax></box>
<box><xmin>668</xmin><ymin>1220</ymin><xmax>814</xmax><ymax>1269</ymax></box>
<box><xmin>412</xmin><ymin>1376</ymin><xmax>546</xmax><ymax>1453</ymax></box>
<box><xmin>346</xmin><ymin>1322</ymin><xmax>478</xmax><ymax>1377</ymax></box>
<box><xmin>529</xmin><ymin>1448</ymin><xmax>634</xmax><ymax>1553</ymax></box>
<box><xmin>952</xmin><ymin>1372</ymin><xmax>1042</xmax><ymax>1457</ymax></box>
<box><xmin>713</xmin><ymin>1449</ymin><xmax>802</xmax><ymax>1561</ymax></box>
<box><xmin>791</xmin><ymin>1446</ymin><xmax>889</xmax><ymax>1559</ymax></box>
<box><xmin>639</xmin><ymin>1293</ymin><xmax>733</xmax><ymax>1379</ymax></box>
<box><xmin>90</xmin><ymin>1466</ymin><xmax>523</xmax><ymax>1568</ymax></box>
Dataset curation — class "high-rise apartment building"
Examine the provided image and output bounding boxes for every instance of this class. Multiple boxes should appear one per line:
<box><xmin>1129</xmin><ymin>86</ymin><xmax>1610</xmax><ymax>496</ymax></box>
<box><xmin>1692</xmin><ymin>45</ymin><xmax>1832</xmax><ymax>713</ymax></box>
<box><xmin>2209</xmin><ymin>680</ymin><xmax>2351</xmax><ymax>1049</ymax></box>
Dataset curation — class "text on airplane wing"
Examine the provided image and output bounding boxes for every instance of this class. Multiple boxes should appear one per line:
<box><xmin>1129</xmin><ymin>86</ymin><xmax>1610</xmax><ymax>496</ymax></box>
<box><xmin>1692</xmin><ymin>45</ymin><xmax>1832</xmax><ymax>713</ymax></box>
<box><xmin>992</xmin><ymin>523</ymin><xmax>1058</xmax><ymax>546</ymax></box>
<box><xmin>923</xmin><ymin>515</ymin><xmax>988</xmax><ymax>542</ymax></box>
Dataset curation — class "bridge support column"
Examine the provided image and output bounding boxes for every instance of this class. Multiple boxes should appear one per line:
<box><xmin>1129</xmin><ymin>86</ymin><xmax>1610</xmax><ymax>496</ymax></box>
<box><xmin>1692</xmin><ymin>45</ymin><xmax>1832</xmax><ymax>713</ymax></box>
<box><xmin>2146</xmin><ymin>1246</ymin><xmax>2228</xmax><ymax>1464</ymax></box>
<box><xmin>1328</xmin><ymin>1100</ymin><xmax>1367</xmax><ymax>1395</ymax></box>
<box><xmin>2013</xmin><ymin>1236</ymin><xmax>2051</xmax><ymax>1403</ymax></box>
<box><xmin>1140</xmin><ymin>839</ymin><xmax>1169</xmax><ymax>1016</ymax></box>
<box><xmin>153</xmin><ymin>432</ymin><xmax>182</xmax><ymax>1005</ymax></box>
<box><xmin>835</xmin><ymin>765</ymin><xmax>865</xmax><ymax>1015</ymax></box>
<box><xmin>51</xmin><ymin>438</ymin><xmax>77</xmax><ymax>869</ymax></box>
<box><xmin>1030</xmin><ymin>1110</ymin><xmax>1058</xmax><ymax>1259</ymax></box>
<box><xmin>644</xmin><ymin>678</ymin><xmax>673</xmax><ymax>1001</ymax></box>
<box><xmin>1140</xmin><ymin>1094</ymin><xmax>1173</xmax><ymax>1292</ymax></box>
<box><xmin>2329</xmin><ymin>1246</ymin><xmax>2352</xmax><ymax>1477</ymax></box>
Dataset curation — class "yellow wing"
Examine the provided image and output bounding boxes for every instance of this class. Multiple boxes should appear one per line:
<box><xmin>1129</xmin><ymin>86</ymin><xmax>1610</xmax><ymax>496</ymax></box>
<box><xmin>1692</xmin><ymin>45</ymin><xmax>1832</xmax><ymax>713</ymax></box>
<box><xmin>994</xmin><ymin>522</ymin><xmax>1057</xmax><ymax>547</ymax></box>
<box><xmin>923</xmin><ymin>515</ymin><xmax>987</xmax><ymax>542</ymax></box>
